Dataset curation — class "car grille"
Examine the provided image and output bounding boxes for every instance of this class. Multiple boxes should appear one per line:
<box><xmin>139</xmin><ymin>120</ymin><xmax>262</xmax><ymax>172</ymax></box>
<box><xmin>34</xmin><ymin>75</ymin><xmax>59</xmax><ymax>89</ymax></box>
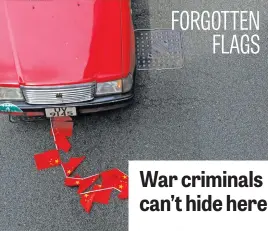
<box><xmin>22</xmin><ymin>83</ymin><xmax>96</xmax><ymax>105</ymax></box>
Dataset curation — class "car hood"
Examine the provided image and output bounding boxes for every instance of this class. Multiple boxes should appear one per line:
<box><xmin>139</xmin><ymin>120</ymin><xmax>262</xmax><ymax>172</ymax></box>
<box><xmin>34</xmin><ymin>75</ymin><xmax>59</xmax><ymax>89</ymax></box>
<box><xmin>0</xmin><ymin>0</ymin><xmax>123</xmax><ymax>87</ymax></box>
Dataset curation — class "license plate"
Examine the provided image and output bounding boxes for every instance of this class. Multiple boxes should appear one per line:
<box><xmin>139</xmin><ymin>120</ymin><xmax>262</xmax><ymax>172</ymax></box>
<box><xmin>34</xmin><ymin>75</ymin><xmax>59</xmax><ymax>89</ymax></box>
<box><xmin>45</xmin><ymin>107</ymin><xmax>77</xmax><ymax>118</ymax></box>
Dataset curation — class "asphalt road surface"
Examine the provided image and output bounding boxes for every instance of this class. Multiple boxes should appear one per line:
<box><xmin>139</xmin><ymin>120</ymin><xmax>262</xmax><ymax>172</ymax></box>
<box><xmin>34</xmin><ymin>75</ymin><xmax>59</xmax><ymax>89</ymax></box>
<box><xmin>1</xmin><ymin>0</ymin><xmax>268</xmax><ymax>230</ymax></box>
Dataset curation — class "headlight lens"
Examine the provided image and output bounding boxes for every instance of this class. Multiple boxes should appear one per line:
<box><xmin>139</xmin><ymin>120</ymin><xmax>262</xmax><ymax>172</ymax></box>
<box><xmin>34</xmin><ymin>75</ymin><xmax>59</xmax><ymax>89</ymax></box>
<box><xmin>0</xmin><ymin>87</ymin><xmax>24</xmax><ymax>101</ymax></box>
<box><xmin>96</xmin><ymin>80</ymin><xmax>122</xmax><ymax>96</ymax></box>
<box><xmin>96</xmin><ymin>73</ymin><xmax>134</xmax><ymax>96</ymax></box>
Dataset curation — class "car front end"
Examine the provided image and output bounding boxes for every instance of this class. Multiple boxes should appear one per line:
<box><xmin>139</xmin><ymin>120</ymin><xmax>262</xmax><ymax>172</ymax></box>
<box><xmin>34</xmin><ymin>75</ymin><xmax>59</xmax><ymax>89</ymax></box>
<box><xmin>0</xmin><ymin>72</ymin><xmax>135</xmax><ymax>118</ymax></box>
<box><xmin>0</xmin><ymin>0</ymin><xmax>136</xmax><ymax>119</ymax></box>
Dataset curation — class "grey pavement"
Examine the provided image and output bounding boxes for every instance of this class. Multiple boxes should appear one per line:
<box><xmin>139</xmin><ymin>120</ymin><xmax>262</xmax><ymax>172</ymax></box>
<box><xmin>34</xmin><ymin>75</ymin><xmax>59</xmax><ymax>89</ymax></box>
<box><xmin>1</xmin><ymin>0</ymin><xmax>268</xmax><ymax>230</ymax></box>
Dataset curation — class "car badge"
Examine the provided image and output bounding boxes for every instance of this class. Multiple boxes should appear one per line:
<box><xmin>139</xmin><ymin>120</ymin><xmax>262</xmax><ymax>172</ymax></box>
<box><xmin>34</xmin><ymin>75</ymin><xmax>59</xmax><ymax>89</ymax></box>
<box><xmin>56</xmin><ymin>93</ymin><xmax>63</xmax><ymax>99</ymax></box>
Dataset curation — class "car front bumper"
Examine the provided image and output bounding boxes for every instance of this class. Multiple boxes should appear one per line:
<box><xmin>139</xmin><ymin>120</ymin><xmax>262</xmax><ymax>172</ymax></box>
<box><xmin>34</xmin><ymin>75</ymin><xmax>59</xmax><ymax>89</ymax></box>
<box><xmin>0</xmin><ymin>91</ymin><xmax>134</xmax><ymax>117</ymax></box>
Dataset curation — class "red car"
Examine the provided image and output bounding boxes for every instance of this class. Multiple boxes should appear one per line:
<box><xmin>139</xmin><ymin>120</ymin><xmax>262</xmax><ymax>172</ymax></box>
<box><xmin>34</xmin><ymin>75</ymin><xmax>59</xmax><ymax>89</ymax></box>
<box><xmin>0</xmin><ymin>0</ymin><xmax>136</xmax><ymax>118</ymax></box>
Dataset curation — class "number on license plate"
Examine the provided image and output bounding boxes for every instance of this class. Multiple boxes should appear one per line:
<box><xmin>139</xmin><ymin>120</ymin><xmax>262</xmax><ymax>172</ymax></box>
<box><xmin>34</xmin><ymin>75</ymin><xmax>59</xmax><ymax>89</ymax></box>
<box><xmin>45</xmin><ymin>107</ymin><xmax>77</xmax><ymax>118</ymax></box>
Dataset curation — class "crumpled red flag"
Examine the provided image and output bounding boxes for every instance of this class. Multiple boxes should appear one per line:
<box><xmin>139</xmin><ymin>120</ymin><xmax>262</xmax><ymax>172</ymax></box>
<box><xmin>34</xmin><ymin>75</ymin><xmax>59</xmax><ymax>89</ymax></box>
<box><xmin>100</xmin><ymin>168</ymin><xmax>128</xmax><ymax>199</ymax></box>
<box><xmin>64</xmin><ymin>175</ymin><xmax>82</xmax><ymax>187</ymax></box>
<box><xmin>117</xmin><ymin>180</ymin><xmax>128</xmax><ymax>200</ymax></box>
<box><xmin>54</xmin><ymin>134</ymin><xmax>71</xmax><ymax>152</ymax></box>
<box><xmin>77</xmin><ymin>174</ymin><xmax>99</xmax><ymax>194</ymax></box>
<box><xmin>80</xmin><ymin>185</ymin><xmax>113</xmax><ymax>213</ymax></box>
<box><xmin>52</xmin><ymin>116</ymin><xmax>72</xmax><ymax>122</ymax></box>
<box><xmin>91</xmin><ymin>185</ymin><xmax>113</xmax><ymax>204</ymax></box>
<box><xmin>50</xmin><ymin>118</ymin><xmax>73</xmax><ymax>138</ymax></box>
<box><xmin>80</xmin><ymin>192</ymin><xmax>95</xmax><ymax>213</ymax></box>
<box><xmin>62</xmin><ymin>156</ymin><xmax>86</xmax><ymax>176</ymax></box>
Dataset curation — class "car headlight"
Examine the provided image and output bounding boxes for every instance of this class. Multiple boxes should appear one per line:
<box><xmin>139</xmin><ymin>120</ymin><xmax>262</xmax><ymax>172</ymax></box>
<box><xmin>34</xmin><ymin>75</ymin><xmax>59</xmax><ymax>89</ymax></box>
<box><xmin>0</xmin><ymin>87</ymin><xmax>24</xmax><ymax>101</ymax></box>
<box><xmin>96</xmin><ymin>73</ymin><xmax>133</xmax><ymax>96</ymax></box>
<box><xmin>122</xmin><ymin>73</ymin><xmax>133</xmax><ymax>93</ymax></box>
<box><xmin>96</xmin><ymin>80</ymin><xmax>122</xmax><ymax>96</ymax></box>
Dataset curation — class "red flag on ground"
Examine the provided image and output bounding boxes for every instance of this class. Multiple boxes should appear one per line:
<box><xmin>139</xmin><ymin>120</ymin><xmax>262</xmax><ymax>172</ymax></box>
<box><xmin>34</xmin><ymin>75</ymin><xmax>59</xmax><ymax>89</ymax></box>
<box><xmin>34</xmin><ymin>150</ymin><xmax>61</xmax><ymax>170</ymax></box>
<box><xmin>51</xmin><ymin>119</ymin><xmax>73</xmax><ymax>127</ymax></box>
<box><xmin>80</xmin><ymin>185</ymin><xmax>113</xmax><ymax>213</ymax></box>
<box><xmin>117</xmin><ymin>180</ymin><xmax>128</xmax><ymax>200</ymax></box>
<box><xmin>50</xmin><ymin>127</ymin><xmax>73</xmax><ymax>138</ymax></box>
<box><xmin>77</xmin><ymin>175</ymin><xmax>99</xmax><ymax>194</ymax></box>
<box><xmin>62</xmin><ymin>156</ymin><xmax>86</xmax><ymax>176</ymax></box>
<box><xmin>100</xmin><ymin>168</ymin><xmax>129</xmax><ymax>199</ymax></box>
<box><xmin>64</xmin><ymin>175</ymin><xmax>82</xmax><ymax>187</ymax></box>
<box><xmin>50</xmin><ymin>120</ymin><xmax>73</xmax><ymax>138</ymax></box>
<box><xmin>52</xmin><ymin>116</ymin><xmax>72</xmax><ymax>122</ymax></box>
<box><xmin>80</xmin><ymin>192</ymin><xmax>95</xmax><ymax>213</ymax></box>
<box><xmin>54</xmin><ymin>134</ymin><xmax>71</xmax><ymax>152</ymax></box>
<box><xmin>100</xmin><ymin>169</ymin><xmax>128</xmax><ymax>186</ymax></box>
<box><xmin>91</xmin><ymin>185</ymin><xmax>113</xmax><ymax>204</ymax></box>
